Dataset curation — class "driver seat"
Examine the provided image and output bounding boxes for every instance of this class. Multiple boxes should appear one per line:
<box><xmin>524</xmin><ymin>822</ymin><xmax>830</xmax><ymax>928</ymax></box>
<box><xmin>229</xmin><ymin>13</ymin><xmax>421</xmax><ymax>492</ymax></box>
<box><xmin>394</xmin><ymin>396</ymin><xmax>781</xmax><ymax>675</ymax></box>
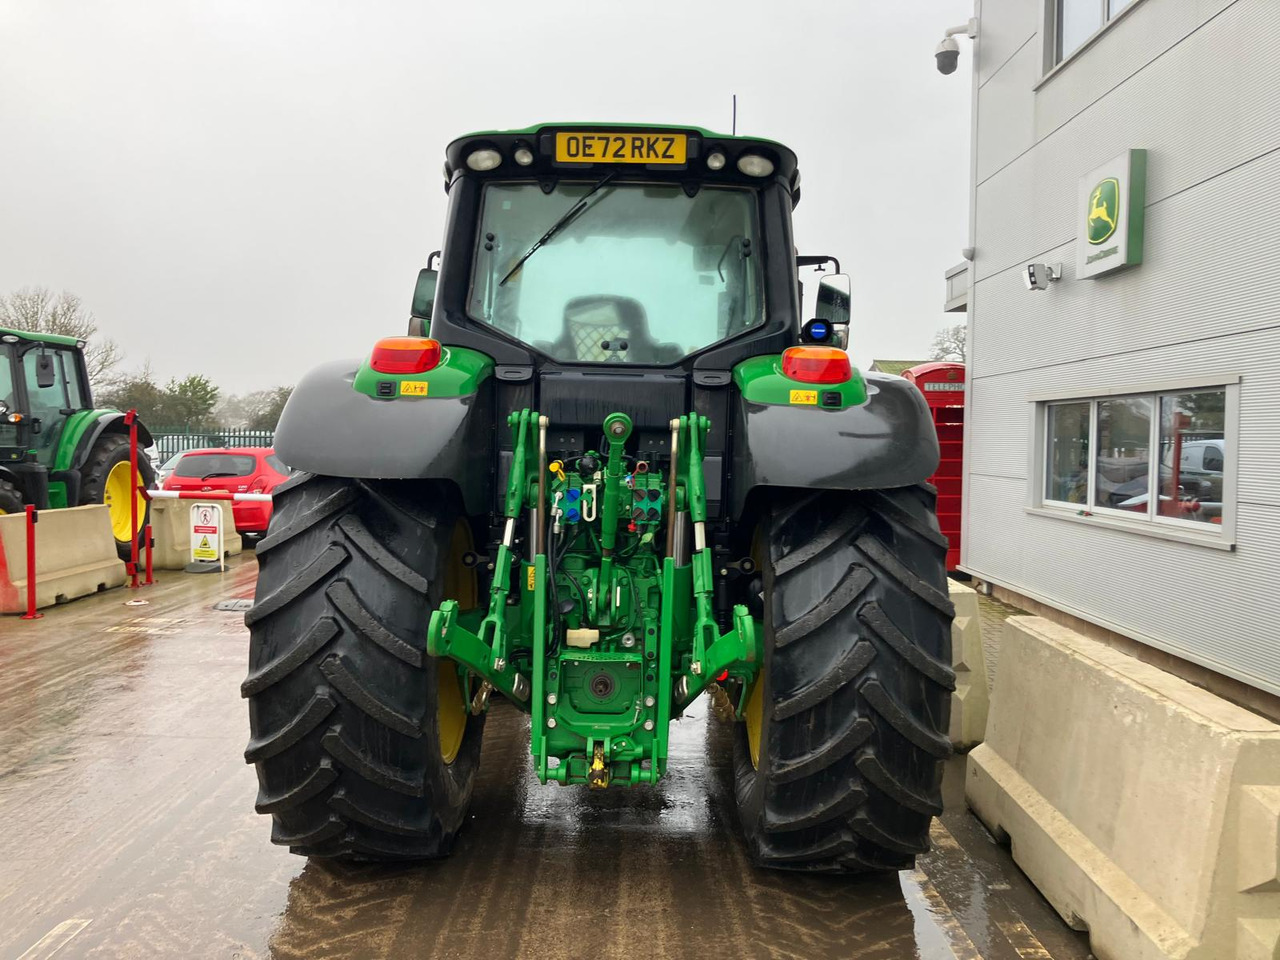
<box><xmin>552</xmin><ymin>296</ymin><xmax>661</xmax><ymax>363</ymax></box>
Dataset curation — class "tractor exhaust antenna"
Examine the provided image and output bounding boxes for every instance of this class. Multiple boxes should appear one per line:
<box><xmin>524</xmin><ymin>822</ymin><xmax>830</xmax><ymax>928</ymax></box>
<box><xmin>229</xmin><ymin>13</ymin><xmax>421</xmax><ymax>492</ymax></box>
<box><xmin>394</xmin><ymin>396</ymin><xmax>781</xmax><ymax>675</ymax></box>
<box><xmin>731</xmin><ymin>94</ymin><xmax>737</xmax><ymax>135</ymax></box>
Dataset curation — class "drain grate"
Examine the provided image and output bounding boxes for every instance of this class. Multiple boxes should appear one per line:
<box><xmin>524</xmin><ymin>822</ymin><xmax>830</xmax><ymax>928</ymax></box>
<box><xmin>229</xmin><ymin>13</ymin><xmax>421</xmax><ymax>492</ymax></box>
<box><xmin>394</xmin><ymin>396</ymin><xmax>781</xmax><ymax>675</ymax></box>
<box><xmin>213</xmin><ymin>598</ymin><xmax>255</xmax><ymax>612</ymax></box>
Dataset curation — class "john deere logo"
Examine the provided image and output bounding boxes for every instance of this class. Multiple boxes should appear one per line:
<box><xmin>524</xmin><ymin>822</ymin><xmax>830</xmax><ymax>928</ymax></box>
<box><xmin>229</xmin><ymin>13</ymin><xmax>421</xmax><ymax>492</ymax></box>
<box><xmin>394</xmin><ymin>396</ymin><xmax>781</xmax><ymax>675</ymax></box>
<box><xmin>1087</xmin><ymin>178</ymin><xmax>1120</xmax><ymax>244</ymax></box>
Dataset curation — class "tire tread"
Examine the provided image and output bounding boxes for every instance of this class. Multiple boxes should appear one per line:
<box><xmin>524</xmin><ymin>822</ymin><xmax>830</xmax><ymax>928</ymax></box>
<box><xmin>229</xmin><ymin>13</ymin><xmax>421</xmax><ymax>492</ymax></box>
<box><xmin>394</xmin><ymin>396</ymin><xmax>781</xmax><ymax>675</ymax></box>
<box><xmin>734</xmin><ymin>486</ymin><xmax>952</xmax><ymax>874</ymax></box>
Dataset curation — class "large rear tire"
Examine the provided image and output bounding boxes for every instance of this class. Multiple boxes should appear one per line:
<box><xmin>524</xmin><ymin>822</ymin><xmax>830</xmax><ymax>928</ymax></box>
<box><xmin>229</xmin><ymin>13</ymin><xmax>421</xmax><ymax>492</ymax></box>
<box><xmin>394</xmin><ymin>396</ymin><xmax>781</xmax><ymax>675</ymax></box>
<box><xmin>735</xmin><ymin>486</ymin><xmax>954</xmax><ymax>873</ymax></box>
<box><xmin>77</xmin><ymin>432</ymin><xmax>155</xmax><ymax>560</ymax></box>
<box><xmin>243</xmin><ymin>473</ymin><xmax>484</xmax><ymax>860</ymax></box>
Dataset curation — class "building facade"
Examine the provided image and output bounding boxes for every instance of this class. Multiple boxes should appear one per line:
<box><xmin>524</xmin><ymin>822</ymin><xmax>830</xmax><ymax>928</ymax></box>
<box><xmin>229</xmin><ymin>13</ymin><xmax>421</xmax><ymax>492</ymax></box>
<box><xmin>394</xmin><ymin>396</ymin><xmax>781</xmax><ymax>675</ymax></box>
<box><xmin>959</xmin><ymin>0</ymin><xmax>1280</xmax><ymax>699</ymax></box>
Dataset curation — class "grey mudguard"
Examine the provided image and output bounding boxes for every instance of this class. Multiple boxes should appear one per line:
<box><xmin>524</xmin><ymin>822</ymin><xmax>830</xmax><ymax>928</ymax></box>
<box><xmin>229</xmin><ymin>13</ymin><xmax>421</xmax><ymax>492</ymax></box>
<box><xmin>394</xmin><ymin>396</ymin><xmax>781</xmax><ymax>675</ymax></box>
<box><xmin>275</xmin><ymin>360</ymin><xmax>494</xmax><ymax>514</ymax></box>
<box><xmin>730</xmin><ymin>372</ymin><xmax>940</xmax><ymax>515</ymax></box>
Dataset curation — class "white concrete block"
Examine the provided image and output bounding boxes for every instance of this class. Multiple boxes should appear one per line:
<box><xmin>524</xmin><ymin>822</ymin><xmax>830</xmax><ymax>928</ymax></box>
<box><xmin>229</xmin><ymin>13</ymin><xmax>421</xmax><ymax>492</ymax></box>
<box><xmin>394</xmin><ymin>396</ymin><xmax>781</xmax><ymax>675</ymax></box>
<box><xmin>967</xmin><ymin>616</ymin><xmax>1280</xmax><ymax>960</ymax></box>
<box><xmin>150</xmin><ymin>499</ymin><xmax>242</xmax><ymax>571</ymax></box>
<box><xmin>948</xmin><ymin>581</ymin><xmax>990</xmax><ymax>749</ymax></box>
<box><xmin>0</xmin><ymin>505</ymin><xmax>125</xmax><ymax>613</ymax></box>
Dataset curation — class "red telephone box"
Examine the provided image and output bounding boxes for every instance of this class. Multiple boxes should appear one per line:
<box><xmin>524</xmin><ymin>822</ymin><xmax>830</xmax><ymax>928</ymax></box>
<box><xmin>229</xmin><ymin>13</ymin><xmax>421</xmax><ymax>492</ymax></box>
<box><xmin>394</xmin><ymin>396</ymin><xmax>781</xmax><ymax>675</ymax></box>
<box><xmin>903</xmin><ymin>362</ymin><xmax>965</xmax><ymax>571</ymax></box>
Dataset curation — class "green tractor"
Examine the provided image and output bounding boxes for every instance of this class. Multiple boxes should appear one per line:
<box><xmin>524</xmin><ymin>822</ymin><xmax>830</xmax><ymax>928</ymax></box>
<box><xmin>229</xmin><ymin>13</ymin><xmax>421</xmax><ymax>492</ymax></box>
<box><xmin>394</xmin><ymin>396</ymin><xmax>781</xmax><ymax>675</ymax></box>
<box><xmin>244</xmin><ymin>124</ymin><xmax>954</xmax><ymax>873</ymax></box>
<box><xmin>0</xmin><ymin>327</ymin><xmax>155</xmax><ymax>557</ymax></box>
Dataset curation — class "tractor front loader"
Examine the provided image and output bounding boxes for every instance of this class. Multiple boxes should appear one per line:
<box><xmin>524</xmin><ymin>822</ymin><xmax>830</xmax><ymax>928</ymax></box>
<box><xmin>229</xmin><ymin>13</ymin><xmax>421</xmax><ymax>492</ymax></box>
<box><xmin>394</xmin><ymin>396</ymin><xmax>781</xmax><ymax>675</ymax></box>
<box><xmin>244</xmin><ymin>124</ymin><xmax>954</xmax><ymax>873</ymax></box>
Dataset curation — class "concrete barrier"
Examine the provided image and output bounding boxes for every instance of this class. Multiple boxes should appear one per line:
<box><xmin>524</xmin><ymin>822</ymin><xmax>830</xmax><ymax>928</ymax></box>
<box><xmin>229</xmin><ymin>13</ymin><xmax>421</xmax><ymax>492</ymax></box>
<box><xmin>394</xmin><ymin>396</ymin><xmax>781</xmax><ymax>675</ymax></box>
<box><xmin>948</xmin><ymin>580</ymin><xmax>989</xmax><ymax>749</ymax></box>
<box><xmin>149</xmin><ymin>499</ymin><xmax>242</xmax><ymax>571</ymax></box>
<box><xmin>967</xmin><ymin>616</ymin><xmax>1280</xmax><ymax>960</ymax></box>
<box><xmin>0</xmin><ymin>505</ymin><xmax>126</xmax><ymax>613</ymax></box>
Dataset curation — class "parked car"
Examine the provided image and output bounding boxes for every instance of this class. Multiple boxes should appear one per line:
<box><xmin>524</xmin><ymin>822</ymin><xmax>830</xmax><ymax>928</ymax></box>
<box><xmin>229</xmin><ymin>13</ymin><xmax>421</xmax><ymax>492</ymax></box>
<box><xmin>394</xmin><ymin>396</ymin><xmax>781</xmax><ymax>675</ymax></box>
<box><xmin>156</xmin><ymin>451</ymin><xmax>185</xmax><ymax>487</ymax></box>
<box><xmin>160</xmin><ymin>447</ymin><xmax>290</xmax><ymax>539</ymax></box>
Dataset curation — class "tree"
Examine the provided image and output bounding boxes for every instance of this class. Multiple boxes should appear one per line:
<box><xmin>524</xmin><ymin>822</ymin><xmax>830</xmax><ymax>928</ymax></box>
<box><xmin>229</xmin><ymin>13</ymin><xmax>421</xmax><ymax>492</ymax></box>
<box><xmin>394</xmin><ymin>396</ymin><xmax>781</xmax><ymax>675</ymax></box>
<box><xmin>0</xmin><ymin>286</ymin><xmax>123</xmax><ymax>387</ymax></box>
<box><xmin>929</xmin><ymin>323</ymin><xmax>967</xmax><ymax>362</ymax></box>
<box><xmin>213</xmin><ymin>386</ymin><xmax>293</xmax><ymax>430</ymax></box>
<box><xmin>247</xmin><ymin>386</ymin><xmax>292</xmax><ymax>431</ymax></box>
<box><xmin>97</xmin><ymin>363</ymin><xmax>167</xmax><ymax>423</ymax></box>
<box><xmin>164</xmin><ymin>375</ymin><xmax>220</xmax><ymax>428</ymax></box>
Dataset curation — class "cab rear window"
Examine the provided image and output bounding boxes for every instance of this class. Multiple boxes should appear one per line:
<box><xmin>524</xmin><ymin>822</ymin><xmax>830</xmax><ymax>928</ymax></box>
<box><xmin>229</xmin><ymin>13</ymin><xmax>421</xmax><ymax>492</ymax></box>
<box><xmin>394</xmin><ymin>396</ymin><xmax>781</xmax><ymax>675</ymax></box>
<box><xmin>174</xmin><ymin>454</ymin><xmax>257</xmax><ymax>478</ymax></box>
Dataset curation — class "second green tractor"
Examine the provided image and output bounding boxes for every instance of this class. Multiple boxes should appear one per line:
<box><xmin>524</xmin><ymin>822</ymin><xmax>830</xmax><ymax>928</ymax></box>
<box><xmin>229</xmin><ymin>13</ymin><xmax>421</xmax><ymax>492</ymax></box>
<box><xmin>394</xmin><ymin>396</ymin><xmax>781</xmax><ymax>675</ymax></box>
<box><xmin>0</xmin><ymin>327</ymin><xmax>154</xmax><ymax>556</ymax></box>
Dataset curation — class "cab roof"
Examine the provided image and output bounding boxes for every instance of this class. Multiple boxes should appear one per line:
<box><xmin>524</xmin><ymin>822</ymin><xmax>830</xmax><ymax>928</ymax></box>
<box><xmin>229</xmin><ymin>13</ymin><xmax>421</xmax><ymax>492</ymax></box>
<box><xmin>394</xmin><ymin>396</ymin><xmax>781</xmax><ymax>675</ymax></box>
<box><xmin>444</xmin><ymin>122</ymin><xmax>802</xmax><ymax>206</ymax></box>
<box><xmin>0</xmin><ymin>326</ymin><xmax>83</xmax><ymax>349</ymax></box>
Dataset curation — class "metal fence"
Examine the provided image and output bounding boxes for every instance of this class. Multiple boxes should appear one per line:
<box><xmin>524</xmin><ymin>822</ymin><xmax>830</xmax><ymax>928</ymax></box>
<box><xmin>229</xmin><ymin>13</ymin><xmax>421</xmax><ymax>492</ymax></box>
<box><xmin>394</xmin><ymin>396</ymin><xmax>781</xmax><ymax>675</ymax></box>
<box><xmin>149</xmin><ymin>428</ymin><xmax>275</xmax><ymax>463</ymax></box>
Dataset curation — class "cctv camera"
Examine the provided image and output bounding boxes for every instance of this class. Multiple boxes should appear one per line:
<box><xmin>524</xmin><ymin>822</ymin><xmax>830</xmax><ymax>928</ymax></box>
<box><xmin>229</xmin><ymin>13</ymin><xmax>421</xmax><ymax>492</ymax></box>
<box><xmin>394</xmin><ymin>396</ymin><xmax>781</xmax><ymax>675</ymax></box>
<box><xmin>935</xmin><ymin>37</ymin><xmax>960</xmax><ymax>75</ymax></box>
<box><xmin>1024</xmin><ymin>263</ymin><xmax>1061</xmax><ymax>291</ymax></box>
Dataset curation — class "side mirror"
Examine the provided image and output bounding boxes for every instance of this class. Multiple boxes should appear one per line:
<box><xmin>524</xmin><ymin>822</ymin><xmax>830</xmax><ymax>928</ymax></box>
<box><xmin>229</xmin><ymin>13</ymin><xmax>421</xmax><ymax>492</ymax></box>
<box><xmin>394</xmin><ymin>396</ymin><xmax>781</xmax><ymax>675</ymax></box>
<box><xmin>409</xmin><ymin>266</ymin><xmax>438</xmax><ymax>336</ymax></box>
<box><xmin>35</xmin><ymin>353</ymin><xmax>57</xmax><ymax>389</ymax></box>
<box><xmin>815</xmin><ymin>273</ymin><xmax>851</xmax><ymax>349</ymax></box>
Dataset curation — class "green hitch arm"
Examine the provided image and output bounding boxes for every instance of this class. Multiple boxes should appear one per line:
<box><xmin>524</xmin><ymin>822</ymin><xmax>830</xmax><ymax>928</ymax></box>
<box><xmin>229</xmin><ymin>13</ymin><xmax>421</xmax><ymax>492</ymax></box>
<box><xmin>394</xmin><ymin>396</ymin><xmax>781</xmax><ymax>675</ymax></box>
<box><xmin>477</xmin><ymin>409</ymin><xmax>536</xmax><ymax>671</ymax></box>
<box><xmin>674</xmin><ymin>604</ymin><xmax>757</xmax><ymax>710</ymax></box>
<box><xmin>428</xmin><ymin>601</ymin><xmax>530</xmax><ymax>704</ymax></box>
<box><xmin>684</xmin><ymin>413</ymin><xmax>717</xmax><ymax>674</ymax></box>
<box><xmin>597</xmin><ymin>412</ymin><xmax>632</xmax><ymax>614</ymax></box>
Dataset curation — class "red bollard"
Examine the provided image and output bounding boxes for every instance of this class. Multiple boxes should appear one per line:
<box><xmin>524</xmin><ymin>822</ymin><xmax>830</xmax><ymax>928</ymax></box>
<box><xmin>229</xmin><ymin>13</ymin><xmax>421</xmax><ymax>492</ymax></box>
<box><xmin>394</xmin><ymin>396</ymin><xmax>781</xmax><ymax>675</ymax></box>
<box><xmin>20</xmin><ymin>505</ymin><xmax>42</xmax><ymax>621</ymax></box>
<box><xmin>144</xmin><ymin>523</ymin><xmax>155</xmax><ymax>585</ymax></box>
<box><xmin>126</xmin><ymin>409</ymin><xmax>140</xmax><ymax>589</ymax></box>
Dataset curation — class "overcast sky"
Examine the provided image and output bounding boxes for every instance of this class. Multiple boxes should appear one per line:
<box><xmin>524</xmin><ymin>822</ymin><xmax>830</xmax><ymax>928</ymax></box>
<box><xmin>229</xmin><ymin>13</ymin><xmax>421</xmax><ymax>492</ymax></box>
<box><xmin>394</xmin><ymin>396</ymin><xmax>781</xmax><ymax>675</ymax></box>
<box><xmin>0</xmin><ymin>1</ymin><xmax>973</xmax><ymax>394</ymax></box>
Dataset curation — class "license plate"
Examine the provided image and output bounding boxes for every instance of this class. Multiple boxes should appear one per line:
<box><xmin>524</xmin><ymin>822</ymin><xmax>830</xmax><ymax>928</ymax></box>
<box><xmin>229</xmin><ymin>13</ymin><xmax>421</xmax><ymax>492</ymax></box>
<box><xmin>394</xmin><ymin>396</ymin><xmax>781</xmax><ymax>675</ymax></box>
<box><xmin>555</xmin><ymin>131</ymin><xmax>687</xmax><ymax>164</ymax></box>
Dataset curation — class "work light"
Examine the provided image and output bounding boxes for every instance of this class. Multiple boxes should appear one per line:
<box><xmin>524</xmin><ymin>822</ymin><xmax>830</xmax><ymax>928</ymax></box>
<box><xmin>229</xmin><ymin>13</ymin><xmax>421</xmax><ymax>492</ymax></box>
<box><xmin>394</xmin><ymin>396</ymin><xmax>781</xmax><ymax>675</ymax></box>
<box><xmin>736</xmin><ymin>154</ymin><xmax>774</xmax><ymax>177</ymax></box>
<box><xmin>466</xmin><ymin>148</ymin><xmax>503</xmax><ymax>172</ymax></box>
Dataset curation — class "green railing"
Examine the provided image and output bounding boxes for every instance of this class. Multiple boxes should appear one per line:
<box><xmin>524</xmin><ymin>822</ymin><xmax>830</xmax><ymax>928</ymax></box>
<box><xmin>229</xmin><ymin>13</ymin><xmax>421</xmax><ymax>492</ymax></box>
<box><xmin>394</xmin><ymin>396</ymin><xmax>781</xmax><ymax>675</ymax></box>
<box><xmin>149</xmin><ymin>427</ymin><xmax>275</xmax><ymax>463</ymax></box>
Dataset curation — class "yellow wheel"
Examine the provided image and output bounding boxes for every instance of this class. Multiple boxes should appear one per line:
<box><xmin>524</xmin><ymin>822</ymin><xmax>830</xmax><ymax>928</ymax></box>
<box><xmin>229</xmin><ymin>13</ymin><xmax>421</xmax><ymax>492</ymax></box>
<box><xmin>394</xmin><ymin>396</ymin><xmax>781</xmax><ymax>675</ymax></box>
<box><xmin>103</xmin><ymin>460</ymin><xmax>146</xmax><ymax>544</ymax></box>
<box><xmin>79</xmin><ymin>433</ymin><xmax>155</xmax><ymax>558</ymax></box>
<box><xmin>744</xmin><ymin>677</ymin><xmax>764</xmax><ymax>770</ymax></box>
<box><xmin>436</xmin><ymin>665</ymin><xmax>467</xmax><ymax>765</ymax></box>
<box><xmin>743</xmin><ymin>527</ymin><xmax>767</xmax><ymax>769</ymax></box>
<box><xmin>437</xmin><ymin>518</ymin><xmax>478</xmax><ymax>764</ymax></box>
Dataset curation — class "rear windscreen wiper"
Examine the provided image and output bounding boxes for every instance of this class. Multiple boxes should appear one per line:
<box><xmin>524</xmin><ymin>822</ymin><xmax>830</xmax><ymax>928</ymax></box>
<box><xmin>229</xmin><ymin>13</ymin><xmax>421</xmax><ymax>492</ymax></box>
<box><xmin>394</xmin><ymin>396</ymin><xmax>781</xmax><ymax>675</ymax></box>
<box><xmin>499</xmin><ymin>172</ymin><xmax>618</xmax><ymax>286</ymax></box>
<box><xmin>201</xmin><ymin>471</ymin><xmax>238</xmax><ymax>480</ymax></box>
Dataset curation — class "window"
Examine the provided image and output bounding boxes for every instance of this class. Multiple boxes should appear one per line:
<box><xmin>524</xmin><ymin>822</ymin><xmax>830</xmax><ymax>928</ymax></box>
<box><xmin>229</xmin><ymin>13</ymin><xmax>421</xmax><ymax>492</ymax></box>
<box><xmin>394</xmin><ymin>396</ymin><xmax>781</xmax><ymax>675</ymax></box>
<box><xmin>265</xmin><ymin>454</ymin><xmax>292</xmax><ymax>475</ymax></box>
<box><xmin>1054</xmin><ymin>0</ymin><xmax>1138</xmax><ymax>64</ymax></box>
<box><xmin>1095</xmin><ymin>396</ymin><xmax>1151</xmax><ymax>513</ymax></box>
<box><xmin>174</xmin><ymin>453</ymin><xmax>258</xmax><ymax>479</ymax></box>
<box><xmin>469</xmin><ymin>181</ymin><xmax>762</xmax><ymax>365</ymax></box>
<box><xmin>1045</xmin><ymin>402</ymin><xmax>1089</xmax><ymax>504</ymax></box>
<box><xmin>20</xmin><ymin>347</ymin><xmax>83</xmax><ymax>465</ymax></box>
<box><xmin>1041</xmin><ymin>386</ymin><xmax>1231</xmax><ymax>534</ymax></box>
<box><xmin>1158</xmin><ymin>392</ymin><xmax>1226</xmax><ymax>526</ymax></box>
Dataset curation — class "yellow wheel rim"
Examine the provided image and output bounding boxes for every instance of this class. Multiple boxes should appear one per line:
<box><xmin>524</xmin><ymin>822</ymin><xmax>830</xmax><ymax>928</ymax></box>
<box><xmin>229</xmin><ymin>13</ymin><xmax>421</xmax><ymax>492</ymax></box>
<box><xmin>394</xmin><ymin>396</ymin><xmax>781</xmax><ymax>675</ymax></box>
<box><xmin>436</xmin><ymin>665</ymin><xmax>467</xmax><ymax>765</ymax></box>
<box><xmin>744</xmin><ymin>526</ymin><xmax>767</xmax><ymax>770</ymax></box>
<box><xmin>436</xmin><ymin>519</ymin><xmax>477</xmax><ymax>765</ymax></box>
<box><xmin>104</xmin><ymin>460</ymin><xmax>145</xmax><ymax>544</ymax></box>
<box><xmin>745</xmin><ymin>677</ymin><xmax>764</xmax><ymax>770</ymax></box>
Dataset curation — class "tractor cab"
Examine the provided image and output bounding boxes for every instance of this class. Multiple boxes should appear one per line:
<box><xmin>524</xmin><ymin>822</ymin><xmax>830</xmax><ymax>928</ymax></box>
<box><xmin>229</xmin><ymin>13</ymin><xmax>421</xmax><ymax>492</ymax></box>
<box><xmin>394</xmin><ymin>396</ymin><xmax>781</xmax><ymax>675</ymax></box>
<box><xmin>410</xmin><ymin>125</ymin><xmax>855</xmax><ymax>517</ymax></box>
<box><xmin>0</xmin><ymin>328</ymin><xmax>94</xmax><ymax>500</ymax></box>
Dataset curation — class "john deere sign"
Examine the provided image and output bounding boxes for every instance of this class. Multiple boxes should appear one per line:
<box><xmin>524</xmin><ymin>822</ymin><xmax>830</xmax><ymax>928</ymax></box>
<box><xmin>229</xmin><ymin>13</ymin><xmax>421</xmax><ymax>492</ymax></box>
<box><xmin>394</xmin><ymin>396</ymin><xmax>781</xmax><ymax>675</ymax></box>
<box><xmin>1077</xmin><ymin>149</ymin><xmax>1146</xmax><ymax>279</ymax></box>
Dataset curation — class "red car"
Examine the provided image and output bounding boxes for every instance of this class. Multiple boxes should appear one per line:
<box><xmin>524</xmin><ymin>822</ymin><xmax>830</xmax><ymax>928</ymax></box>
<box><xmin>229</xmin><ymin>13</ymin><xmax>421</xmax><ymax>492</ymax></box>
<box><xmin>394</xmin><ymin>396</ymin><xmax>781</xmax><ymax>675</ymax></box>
<box><xmin>161</xmin><ymin>447</ymin><xmax>291</xmax><ymax>538</ymax></box>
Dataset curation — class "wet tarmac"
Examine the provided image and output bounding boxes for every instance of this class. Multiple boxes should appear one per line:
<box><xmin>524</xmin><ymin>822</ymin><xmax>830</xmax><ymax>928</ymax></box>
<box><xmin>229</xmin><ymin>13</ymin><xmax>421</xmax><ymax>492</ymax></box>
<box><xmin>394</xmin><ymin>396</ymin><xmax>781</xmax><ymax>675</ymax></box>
<box><xmin>1</xmin><ymin>557</ymin><xmax>1091</xmax><ymax>960</ymax></box>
